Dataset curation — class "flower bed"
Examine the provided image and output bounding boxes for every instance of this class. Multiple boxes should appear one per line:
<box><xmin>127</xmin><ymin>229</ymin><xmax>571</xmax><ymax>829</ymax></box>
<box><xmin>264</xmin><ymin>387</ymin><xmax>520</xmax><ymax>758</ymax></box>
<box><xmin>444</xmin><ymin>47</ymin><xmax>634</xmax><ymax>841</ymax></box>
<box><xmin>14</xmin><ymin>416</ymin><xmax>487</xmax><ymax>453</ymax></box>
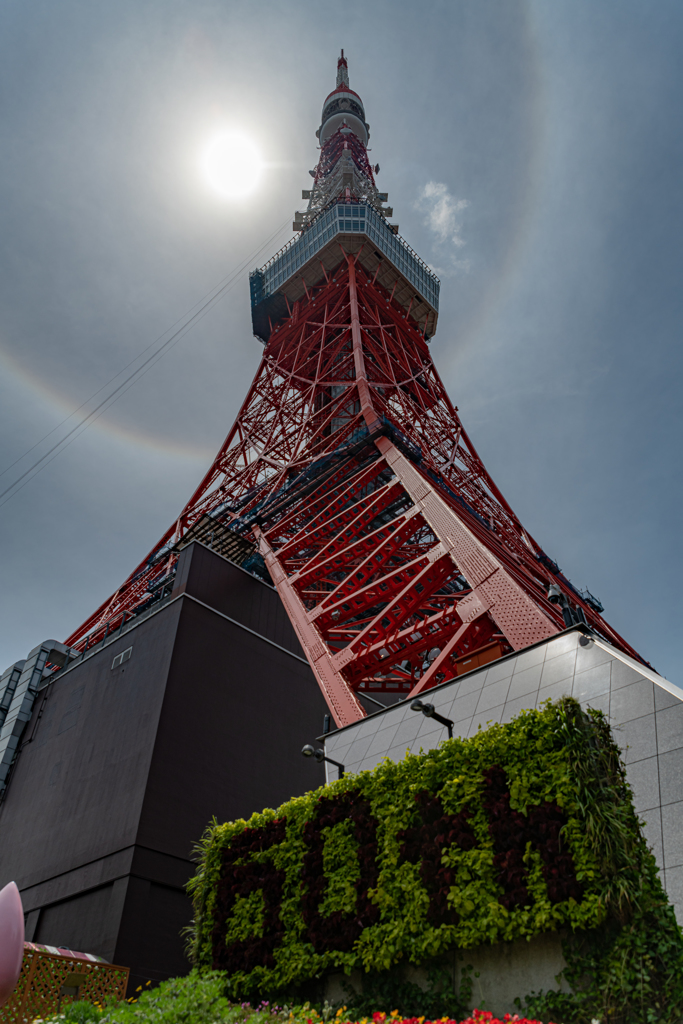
<box><xmin>30</xmin><ymin>983</ymin><xmax>554</xmax><ymax>1024</ymax></box>
<box><xmin>301</xmin><ymin>1010</ymin><xmax>551</xmax><ymax>1024</ymax></box>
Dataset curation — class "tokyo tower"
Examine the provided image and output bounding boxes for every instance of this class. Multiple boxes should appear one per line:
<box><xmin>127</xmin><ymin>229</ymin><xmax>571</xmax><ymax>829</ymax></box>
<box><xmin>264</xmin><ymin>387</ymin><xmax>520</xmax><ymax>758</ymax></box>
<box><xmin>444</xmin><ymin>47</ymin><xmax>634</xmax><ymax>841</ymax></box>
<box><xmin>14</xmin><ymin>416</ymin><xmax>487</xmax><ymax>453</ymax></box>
<box><xmin>65</xmin><ymin>52</ymin><xmax>645</xmax><ymax>728</ymax></box>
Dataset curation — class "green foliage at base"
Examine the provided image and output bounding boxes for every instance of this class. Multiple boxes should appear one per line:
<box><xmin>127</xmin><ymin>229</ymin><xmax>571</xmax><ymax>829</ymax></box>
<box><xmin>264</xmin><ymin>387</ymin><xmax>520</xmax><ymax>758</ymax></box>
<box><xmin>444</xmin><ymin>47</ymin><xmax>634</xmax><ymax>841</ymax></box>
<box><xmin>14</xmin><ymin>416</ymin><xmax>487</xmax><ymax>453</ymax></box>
<box><xmin>339</xmin><ymin>958</ymin><xmax>476</xmax><ymax>1021</ymax></box>
<box><xmin>39</xmin><ymin>972</ymin><xmax>287</xmax><ymax>1024</ymax></box>
<box><xmin>188</xmin><ymin>698</ymin><xmax>683</xmax><ymax>1022</ymax></box>
<box><xmin>518</xmin><ymin>706</ymin><xmax>683</xmax><ymax>1023</ymax></box>
<box><xmin>53</xmin><ymin>1001</ymin><xmax>105</xmax><ymax>1024</ymax></box>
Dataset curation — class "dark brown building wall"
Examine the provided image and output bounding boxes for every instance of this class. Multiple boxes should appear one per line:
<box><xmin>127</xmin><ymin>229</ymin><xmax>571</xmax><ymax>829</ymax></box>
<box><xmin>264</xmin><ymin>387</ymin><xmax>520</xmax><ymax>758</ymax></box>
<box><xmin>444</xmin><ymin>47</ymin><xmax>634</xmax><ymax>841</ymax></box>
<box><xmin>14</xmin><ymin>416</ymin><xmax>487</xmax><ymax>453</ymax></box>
<box><xmin>172</xmin><ymin>541</ymin><xmax>303</xmax><ymax>656</ymax></box>
<box><xmin>0</xmin><ymin>543</ymin><xmax>327</xmax><ymax>991</ymax></box>
<box><xmin>138</xmin><ymin>598</ymin><xmax>329</xmax><ymax>857</ymax></box>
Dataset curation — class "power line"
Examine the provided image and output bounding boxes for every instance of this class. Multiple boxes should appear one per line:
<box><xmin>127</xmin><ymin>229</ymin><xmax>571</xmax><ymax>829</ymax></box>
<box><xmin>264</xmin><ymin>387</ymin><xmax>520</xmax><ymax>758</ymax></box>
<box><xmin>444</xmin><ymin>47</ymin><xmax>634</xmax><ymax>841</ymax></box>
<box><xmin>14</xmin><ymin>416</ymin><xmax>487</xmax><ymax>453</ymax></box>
<box><xmin>0</xmin><ymin>217</ymin><xmax>290</xmax><ymax>482</ymax></box>
<box><xmin>0</xmin><ymin>219</ymin><xmax>291</xmax><ymax>510</ymax></box>
<box><xmin>0</xmin><ymin>300</ymin><xmax>214</xmax><ymax>482</ymax></box>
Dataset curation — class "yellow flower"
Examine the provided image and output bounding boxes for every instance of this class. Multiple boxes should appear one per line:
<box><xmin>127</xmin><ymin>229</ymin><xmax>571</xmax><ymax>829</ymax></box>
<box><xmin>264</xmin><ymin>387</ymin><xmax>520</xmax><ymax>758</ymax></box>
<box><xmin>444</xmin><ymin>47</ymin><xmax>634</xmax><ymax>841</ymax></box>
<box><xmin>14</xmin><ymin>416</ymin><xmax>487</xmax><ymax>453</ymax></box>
<box><xmin>136</xmin><ymin>986</ymin><xmax>142</xmax><ymax>992</ymax></box>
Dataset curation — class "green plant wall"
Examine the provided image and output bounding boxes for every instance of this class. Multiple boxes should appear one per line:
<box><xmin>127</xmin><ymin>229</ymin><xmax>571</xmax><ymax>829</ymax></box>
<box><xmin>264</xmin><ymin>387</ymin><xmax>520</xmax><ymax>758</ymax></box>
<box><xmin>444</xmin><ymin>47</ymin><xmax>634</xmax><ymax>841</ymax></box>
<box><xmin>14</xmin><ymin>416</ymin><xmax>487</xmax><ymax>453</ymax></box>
<box><xmin>189</xmin><ymin>698</ymin><xmax>683</xmax><ymax>1022</ymax></box>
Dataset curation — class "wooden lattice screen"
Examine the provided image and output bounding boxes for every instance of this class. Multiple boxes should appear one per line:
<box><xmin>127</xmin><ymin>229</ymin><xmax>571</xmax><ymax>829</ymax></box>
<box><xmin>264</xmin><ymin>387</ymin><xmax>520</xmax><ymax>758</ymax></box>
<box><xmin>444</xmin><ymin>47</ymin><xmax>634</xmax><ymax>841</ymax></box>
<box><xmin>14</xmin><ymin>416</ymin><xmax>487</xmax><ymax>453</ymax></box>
<box><xmin>0</xmin><ymin>947</ymin><xmax>129</xmax><ymax>1022</ymax></box>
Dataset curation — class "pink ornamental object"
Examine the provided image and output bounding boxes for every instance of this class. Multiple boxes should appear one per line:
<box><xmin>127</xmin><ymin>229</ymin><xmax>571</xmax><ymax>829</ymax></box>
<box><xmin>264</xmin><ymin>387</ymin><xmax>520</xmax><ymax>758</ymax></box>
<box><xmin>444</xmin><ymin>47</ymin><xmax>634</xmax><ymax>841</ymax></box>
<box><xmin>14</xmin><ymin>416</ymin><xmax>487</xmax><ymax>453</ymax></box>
<box><xmin>0</xmin><ymin>882</ymin><xmax>24</xmax><ymax>1006</ymax></box>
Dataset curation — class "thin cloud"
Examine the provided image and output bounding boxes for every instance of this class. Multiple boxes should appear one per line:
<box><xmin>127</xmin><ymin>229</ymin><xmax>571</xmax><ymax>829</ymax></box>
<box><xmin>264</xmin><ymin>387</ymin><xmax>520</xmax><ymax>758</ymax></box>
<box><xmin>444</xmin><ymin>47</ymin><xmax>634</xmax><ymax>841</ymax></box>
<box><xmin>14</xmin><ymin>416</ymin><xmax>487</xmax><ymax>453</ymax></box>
<box><xmin>416</xmin><ymin>182</ymin><xmax>470</xmax><ymax>274</ymax></box>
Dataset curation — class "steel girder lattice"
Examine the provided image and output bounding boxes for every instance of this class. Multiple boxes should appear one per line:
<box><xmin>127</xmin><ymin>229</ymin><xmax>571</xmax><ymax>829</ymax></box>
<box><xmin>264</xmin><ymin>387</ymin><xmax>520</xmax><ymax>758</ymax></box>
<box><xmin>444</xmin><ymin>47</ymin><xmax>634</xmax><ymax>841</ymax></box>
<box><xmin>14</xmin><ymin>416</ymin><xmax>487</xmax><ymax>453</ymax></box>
<box><xmin>65</xmin><ymin>249</ymin><xmax>644</xmax><ymax>727</ymax></box>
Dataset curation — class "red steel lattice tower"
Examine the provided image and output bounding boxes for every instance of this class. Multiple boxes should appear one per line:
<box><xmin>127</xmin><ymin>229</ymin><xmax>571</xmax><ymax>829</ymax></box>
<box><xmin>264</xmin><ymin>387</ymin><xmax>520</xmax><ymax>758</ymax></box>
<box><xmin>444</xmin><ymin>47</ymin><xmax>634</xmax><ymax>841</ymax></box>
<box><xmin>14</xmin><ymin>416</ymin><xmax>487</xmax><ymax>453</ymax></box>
<box><xmin>66</xmin><ymin>53</ymin><xmax>646</xmax><ymax>726</ymax></box>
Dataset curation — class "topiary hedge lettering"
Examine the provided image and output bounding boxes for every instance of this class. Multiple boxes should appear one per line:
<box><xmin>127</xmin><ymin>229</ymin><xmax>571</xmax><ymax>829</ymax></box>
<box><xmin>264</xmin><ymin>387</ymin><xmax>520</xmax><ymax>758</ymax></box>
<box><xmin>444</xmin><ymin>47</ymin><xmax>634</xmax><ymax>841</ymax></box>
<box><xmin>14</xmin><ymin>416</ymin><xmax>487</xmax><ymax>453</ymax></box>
<box><xmin>189</xmin><ymin>698</ymin><xmax>683</xmax><ymax>1022</ymax></box>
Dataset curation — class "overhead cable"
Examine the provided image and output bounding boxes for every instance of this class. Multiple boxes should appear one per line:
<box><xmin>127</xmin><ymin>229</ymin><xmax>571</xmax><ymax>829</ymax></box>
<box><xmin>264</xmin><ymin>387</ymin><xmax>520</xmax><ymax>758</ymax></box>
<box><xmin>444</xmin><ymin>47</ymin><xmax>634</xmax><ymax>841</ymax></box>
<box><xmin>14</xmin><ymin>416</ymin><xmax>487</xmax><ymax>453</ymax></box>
<box><xmin>0</xmin><ymin>219</ymin><xmax>292</xmax><ymax>510</ymax></box>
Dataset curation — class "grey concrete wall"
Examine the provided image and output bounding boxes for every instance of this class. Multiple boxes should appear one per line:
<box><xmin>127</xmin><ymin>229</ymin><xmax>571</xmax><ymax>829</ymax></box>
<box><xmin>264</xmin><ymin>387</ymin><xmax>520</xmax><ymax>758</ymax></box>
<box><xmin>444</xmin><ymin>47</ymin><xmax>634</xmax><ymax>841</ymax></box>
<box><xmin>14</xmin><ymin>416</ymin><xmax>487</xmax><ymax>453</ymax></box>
<box><xmin>324</xmin><ymin>931</ymin><xmax>569</xmax><ymax>1016</ymax></box>
<box><xmin>323</xmin><ymin>628</ymin><xmax>683</xmax><ymax>924</ymax></box>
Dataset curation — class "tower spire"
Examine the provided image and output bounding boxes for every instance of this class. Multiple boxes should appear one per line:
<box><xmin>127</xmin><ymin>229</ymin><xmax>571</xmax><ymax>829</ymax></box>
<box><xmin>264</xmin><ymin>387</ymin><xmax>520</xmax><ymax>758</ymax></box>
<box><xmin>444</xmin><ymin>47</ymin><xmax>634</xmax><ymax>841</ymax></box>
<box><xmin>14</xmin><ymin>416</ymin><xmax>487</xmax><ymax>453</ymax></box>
<box><xmin>336</xmin><ymin>49</ymin><xmax>349</xmax><ymax>88</ymax></box>
<box><xmin>295</xmin><ymin>52</ymin><xmax>391</xmax><ymax>234</ymax></box>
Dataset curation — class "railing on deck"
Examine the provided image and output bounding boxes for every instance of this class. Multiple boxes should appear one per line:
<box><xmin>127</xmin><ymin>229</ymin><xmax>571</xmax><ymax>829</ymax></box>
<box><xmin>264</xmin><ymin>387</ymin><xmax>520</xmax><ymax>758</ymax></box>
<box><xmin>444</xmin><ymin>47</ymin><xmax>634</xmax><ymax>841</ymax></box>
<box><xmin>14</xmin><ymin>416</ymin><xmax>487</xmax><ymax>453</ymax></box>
<box><xmin>250</xmin><ymin>200</ymin><xmax>440</xmax><ymax>312</ymax></box>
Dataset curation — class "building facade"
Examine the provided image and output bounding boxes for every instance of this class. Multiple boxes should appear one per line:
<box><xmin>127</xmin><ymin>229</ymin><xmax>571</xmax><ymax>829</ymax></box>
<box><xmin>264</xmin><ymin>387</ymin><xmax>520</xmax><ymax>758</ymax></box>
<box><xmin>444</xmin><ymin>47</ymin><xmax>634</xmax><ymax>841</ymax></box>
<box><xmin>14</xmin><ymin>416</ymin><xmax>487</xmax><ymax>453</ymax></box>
<box><xmin>0</xmin><ymin>542</ymin><xmax>327</xmax><ymax>990</ymax></box>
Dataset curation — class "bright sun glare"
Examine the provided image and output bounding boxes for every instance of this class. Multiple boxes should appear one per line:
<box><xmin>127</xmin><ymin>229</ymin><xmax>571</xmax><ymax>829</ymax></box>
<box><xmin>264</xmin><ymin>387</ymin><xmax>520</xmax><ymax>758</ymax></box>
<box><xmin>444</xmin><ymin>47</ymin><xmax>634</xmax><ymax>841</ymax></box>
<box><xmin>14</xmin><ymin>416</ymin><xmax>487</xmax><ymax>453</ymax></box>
<box><xmin>201</xmin><ymin>131</ymin><xmax>263</xmax><ymax>199</ymax></box>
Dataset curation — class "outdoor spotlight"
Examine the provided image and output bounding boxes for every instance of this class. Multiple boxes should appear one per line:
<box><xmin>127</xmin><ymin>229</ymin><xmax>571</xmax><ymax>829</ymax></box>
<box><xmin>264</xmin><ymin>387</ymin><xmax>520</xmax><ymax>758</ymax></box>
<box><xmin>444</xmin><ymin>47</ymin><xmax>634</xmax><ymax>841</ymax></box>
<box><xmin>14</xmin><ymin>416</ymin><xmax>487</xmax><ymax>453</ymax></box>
<box><xmin>546</xmin><ymin>583</ymin><xmax>576</xmax><ymax>627</ymax></box>
<box><xmin>301</xmin><ymin>744</ymin><xmax>345</xmax><ymax>779</ymax></box>
<box><xmin>410</xmin><ymin>699</ymin><xmax>454</xmax><ymax>739</ymax></box>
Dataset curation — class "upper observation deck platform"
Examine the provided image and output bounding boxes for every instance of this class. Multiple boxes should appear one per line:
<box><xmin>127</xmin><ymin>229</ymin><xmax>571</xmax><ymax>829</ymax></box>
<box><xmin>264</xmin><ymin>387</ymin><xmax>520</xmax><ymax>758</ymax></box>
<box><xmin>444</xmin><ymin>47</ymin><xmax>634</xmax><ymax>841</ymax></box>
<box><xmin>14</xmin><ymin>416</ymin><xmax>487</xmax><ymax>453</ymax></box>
<box><xmin>249</xmin><ymin>200</ymin><xmax>440</xmax><ymax>343</ymax></box>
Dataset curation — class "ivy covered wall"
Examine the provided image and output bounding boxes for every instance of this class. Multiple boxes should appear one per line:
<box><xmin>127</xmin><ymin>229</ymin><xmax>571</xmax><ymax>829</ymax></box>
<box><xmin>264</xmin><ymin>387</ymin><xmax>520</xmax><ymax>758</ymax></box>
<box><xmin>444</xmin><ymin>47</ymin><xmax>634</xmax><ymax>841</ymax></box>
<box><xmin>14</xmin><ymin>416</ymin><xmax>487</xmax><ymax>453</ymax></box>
<box><xmin>189</xmin><ymin>699</ymin><xmax>683</xmax><ymax>1022</ymax></box>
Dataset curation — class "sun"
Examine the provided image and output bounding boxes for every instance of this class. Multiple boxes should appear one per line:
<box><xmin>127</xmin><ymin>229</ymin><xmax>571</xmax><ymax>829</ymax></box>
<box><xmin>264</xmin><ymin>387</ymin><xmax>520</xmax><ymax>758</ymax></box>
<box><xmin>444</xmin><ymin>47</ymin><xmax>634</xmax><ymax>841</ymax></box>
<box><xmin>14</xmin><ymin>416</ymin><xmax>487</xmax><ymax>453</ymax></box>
<box><xmin>201</xmin><ymin>131</ymin><xmax>263</xmax><ymax>199</ymax></box>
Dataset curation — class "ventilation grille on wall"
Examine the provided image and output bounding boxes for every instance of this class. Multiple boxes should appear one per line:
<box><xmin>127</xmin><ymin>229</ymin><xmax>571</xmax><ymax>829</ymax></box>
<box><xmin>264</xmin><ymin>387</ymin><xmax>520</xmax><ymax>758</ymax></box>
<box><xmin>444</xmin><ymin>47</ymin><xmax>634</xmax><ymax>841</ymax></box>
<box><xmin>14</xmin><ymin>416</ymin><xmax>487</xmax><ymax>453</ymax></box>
<box><xmin>111</xmin><ymin>648</ymin><xmax>132</xmax><ymax>670</ymax></box>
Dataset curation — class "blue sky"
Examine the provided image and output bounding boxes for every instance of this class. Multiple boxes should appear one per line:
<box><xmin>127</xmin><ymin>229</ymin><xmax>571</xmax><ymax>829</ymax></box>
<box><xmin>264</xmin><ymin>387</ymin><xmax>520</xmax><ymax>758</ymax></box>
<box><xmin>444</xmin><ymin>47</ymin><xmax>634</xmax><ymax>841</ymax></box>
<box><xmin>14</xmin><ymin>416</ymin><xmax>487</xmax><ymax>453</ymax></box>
<box><xmin>0</xmin><ymin>0</ymin><xmax>681</xmax><ymax>681</ymax></box>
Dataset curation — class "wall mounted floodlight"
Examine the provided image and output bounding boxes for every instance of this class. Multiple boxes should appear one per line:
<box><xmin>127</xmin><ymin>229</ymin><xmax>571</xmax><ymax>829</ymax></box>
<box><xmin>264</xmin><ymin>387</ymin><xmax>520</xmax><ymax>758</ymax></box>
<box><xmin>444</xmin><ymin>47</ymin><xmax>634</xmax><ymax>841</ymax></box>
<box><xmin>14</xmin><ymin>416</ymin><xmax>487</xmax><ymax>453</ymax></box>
<box><xmin>410</xmin><ymin>699</ymin><xmax>454</xmax><ymax>739</ymax></box>
<box><xmin>546</xmin><ymin>583</ymin><xmax>585</xmax><ymax>628</ymax></box>
<box><xmin>301</xmin><ymin>744</ymin><xmax>345</xmax><ymax>779</ymax></box>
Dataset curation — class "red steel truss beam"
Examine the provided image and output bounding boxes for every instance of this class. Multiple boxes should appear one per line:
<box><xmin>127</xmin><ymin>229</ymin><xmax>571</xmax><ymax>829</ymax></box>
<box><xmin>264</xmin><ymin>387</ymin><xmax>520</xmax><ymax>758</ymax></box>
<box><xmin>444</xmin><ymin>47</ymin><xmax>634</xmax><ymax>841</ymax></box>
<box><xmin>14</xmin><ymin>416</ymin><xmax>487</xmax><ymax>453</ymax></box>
<box><xmin>66</xmin><ymin>248</ymin><xmax>648</xmax><ymax>728</ymax></box>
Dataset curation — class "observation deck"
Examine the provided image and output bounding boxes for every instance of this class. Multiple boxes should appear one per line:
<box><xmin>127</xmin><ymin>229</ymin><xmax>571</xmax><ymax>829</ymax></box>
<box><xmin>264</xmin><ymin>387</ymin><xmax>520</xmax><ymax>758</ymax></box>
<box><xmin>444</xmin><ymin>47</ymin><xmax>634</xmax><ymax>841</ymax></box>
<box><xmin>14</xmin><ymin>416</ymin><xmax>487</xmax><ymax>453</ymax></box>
<box><xmin>250</xmin><ymin>200</ymin><xmax>440</xmax><ymax>343</ymax></box>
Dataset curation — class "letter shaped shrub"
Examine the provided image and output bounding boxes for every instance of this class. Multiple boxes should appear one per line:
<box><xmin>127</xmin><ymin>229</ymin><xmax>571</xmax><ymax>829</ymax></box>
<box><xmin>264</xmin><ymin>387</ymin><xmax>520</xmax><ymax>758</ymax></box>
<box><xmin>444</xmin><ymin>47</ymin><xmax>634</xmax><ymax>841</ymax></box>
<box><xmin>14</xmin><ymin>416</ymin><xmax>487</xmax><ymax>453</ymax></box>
<box><xmin>301</xmin><ymin>790</ymin><xmax>379</xmax><ymax>952</ymax></box>
<box><xmin>188</xmin><ymin>698</ymin><xmax>683</xmax><ymax>1021</ymax></box>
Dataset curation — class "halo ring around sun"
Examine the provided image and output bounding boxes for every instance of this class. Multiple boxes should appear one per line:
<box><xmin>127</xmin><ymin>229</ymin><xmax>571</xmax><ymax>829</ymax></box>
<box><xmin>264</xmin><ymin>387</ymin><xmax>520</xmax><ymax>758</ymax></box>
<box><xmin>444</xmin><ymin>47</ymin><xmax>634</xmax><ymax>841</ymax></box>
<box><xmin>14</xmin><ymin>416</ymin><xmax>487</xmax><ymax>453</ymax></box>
<box><xmin>201</xmin><ymin>131</ymin><xmax>263</xmax><ymax>199</ymax></box>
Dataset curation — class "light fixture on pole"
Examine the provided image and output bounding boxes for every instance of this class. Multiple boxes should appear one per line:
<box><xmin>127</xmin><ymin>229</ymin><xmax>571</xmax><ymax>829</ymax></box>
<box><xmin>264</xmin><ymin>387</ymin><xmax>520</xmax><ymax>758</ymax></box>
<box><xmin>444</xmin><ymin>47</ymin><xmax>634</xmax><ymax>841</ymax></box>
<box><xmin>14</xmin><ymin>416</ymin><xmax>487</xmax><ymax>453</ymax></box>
<box><xmin>301</xmin><ymin>744</ymin><xmax>345</xmax><ymax>779</ymax></box>
<box><xmin>410</xmin><ymin>699</ymin><xmax>454</xmax><ymax>739</ymax></box>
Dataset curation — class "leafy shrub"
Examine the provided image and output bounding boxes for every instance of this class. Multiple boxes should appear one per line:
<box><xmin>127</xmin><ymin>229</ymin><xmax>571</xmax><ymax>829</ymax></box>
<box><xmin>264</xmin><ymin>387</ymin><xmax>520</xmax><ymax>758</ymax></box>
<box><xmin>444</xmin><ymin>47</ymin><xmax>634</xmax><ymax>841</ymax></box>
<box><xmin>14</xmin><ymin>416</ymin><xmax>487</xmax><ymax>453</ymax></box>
<box><xmin>186</xmin><ymin>698</ymin><xmax>683</xmax><ymax>1021</ymax></box>
<box><xmin>185</xmin><ymin>700</ymin><xmax>683</xmax><ymax>1019</ymax></box>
